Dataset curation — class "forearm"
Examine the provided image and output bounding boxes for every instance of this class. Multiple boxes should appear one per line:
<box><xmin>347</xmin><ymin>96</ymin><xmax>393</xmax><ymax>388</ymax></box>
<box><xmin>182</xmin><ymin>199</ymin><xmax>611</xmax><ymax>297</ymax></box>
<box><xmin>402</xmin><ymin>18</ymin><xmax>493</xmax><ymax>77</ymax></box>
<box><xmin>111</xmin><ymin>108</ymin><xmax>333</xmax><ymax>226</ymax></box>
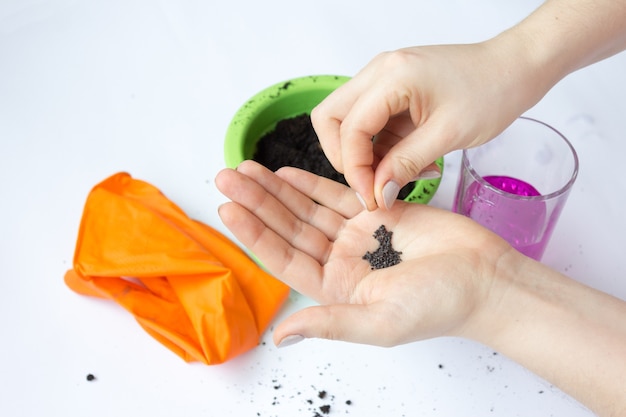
<box><xmin>468</xmin><ymin>251</ymin><xmax>626</xmax><ymax>416</ymax></box>
<box><xmin>483</xmin><ymin>0</ymin><xmax>626</xmax><ymax>117</ymax></box>
<box><xmin>518</xmin><ymin>0</ymin><xmax>626</xmax><ymax>72</ymax></box>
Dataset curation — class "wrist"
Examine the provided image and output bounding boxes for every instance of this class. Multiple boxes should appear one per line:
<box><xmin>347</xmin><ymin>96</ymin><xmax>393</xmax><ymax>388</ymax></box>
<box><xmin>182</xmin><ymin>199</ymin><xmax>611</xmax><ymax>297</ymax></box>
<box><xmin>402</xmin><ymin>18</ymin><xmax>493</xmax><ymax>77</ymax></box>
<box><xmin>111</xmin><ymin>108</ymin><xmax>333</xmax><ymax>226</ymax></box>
<box><xmin>457</xmin><ymin>247</ymin><xmax>626</xmax><ymax>416</ymax></box>
<box><xmin>453</xmin><ymin>246</ymin><xmax>530</xmax><ymax>344</ymax></box>
<box><xmin>489</xmin><ymin>0</ymin><xmax>626</xmax><ymax>109</ymax></box>
<box><xmin>480</xmin><ymin>29</ymin><xmax>560</xmax><ymax>119</ymax></box>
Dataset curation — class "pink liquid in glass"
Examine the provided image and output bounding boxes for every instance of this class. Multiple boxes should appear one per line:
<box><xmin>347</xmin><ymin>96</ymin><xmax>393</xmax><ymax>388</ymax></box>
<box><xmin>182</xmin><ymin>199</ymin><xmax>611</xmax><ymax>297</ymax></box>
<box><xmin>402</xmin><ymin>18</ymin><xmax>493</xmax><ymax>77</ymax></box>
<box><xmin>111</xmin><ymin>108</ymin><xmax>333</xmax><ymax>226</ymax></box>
<box><xmin>483</xmin><ymin>175</ymin><xmax>540</xmax><ymax>197</ymax></box>
<box><xmin>458</xmin><ymin>175</ymin><xmax>553</xmax><ymax>260</ymax></box>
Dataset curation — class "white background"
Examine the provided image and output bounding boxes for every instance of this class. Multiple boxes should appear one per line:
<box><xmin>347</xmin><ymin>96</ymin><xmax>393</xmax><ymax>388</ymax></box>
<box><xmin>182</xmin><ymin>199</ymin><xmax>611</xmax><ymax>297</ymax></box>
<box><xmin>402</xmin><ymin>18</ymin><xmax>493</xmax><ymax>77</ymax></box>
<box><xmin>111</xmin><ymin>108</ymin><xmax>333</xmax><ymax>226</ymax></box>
<box><xmin>2</xmin><ymin>1</ymin><xmax>625</xmax><ymax>416</ymax></box>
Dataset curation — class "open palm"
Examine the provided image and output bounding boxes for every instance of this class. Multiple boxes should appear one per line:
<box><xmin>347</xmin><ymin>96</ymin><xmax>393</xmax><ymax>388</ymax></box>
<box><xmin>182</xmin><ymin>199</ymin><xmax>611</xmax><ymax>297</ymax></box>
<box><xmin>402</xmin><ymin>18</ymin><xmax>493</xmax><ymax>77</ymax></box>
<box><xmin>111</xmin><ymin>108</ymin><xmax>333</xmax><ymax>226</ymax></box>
<box><xmin>216</xmin><ymin>160</ymin><xmax>513</xmax><ymax>347</ymax></box>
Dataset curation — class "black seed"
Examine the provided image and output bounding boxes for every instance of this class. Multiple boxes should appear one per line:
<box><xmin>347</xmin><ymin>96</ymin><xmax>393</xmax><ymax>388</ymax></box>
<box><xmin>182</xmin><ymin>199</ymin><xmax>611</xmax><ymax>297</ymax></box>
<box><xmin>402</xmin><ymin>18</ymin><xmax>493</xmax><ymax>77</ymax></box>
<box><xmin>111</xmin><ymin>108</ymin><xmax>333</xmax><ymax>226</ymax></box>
<box><xmin>362</xmin><ymin>225</ymin><xmax>402</xmax><ymax>270</ymax></box>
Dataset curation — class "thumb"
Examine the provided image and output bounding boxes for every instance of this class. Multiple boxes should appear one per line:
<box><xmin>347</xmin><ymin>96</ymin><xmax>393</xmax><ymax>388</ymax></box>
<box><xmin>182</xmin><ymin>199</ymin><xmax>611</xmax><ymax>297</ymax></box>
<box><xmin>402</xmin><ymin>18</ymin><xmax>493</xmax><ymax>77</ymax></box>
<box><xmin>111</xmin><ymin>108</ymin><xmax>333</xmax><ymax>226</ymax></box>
<box><xmin>373</xmin><ymin>123</ymin><xmax>447</xmax><ymax>210</ymax></box>
<box><xmin>273</xmin><ymin>303</ymin><xmax>401</xmax><ymax>348</ymax></box>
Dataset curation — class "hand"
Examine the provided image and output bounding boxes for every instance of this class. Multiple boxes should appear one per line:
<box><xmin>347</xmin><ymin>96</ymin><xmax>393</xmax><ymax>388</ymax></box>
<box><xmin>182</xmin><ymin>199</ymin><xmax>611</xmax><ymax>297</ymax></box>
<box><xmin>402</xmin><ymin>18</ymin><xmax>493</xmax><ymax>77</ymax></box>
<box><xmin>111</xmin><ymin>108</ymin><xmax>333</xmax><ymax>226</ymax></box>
<box><xmin>215</xmin><ymin>160</ymin><xmax>514</xmax><ymax>347</ymax></box>
<box><xmin>311</xmin><ymin>42</ymin><xmax>544</xmax><ymax>210</ymax></box>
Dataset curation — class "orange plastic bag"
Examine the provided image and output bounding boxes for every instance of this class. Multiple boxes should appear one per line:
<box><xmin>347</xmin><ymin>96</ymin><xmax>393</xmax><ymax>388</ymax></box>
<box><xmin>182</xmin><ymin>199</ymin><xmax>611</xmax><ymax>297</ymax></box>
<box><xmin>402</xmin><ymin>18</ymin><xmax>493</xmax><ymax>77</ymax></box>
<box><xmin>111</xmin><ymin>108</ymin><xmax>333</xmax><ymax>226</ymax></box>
<box><xmin>64</xmin><ymin>172</ymin><xmax>289</xmax><ymax>365</ymax></box>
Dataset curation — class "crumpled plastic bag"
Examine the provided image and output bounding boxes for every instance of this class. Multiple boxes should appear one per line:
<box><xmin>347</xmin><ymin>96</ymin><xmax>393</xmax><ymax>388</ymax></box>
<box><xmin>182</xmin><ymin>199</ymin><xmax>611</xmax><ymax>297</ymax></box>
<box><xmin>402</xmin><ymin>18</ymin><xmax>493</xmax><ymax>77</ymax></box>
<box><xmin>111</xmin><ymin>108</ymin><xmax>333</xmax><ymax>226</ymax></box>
<box><xmin>64</xmin><ymin>172</ymin><xmax>289</xmax><ymax>365</ymax></box>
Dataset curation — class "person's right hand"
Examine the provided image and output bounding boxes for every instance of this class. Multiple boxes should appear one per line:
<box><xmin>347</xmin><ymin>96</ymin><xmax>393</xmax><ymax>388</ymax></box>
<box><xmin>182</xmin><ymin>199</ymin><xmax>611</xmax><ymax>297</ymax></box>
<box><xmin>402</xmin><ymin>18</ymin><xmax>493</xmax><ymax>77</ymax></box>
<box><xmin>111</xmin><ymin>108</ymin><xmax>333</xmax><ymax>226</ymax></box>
<box><xmin>311</xmin><ymin>41</ymin><xmax>547</xmax><ymax>210</ymax></box>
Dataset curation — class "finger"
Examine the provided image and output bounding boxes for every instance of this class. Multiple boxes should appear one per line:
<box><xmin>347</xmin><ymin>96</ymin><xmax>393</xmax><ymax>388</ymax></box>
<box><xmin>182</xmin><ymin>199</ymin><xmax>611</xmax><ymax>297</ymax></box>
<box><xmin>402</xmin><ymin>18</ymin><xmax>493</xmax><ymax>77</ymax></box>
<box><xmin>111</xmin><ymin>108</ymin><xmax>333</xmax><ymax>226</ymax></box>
<box><xmin>337</xmin><ymin>95</ymin><xmax>386</xmax><ymax>210</ymax></box>
<box><xmin>311</xmin><ymin>78</ymin><xmax>367</xmax><ymax>173</ymax></box>
<box><xmin>215</xmin><ymin>167</ymin><xmax>331</xmax><ymax>263</ymax></box>
<box><xmin>275</xmin><ymin>166</ymin><xmax>364</xmax><ymax>219</ymax></box>
<box><xmin>416</xmin><ymin>161</ymin><xmax>443</xmax><ymax>179</ymax></box>
<box><xmin>338</xmin><ymin>79</ymin><xmax>417</xmax><ymax>211</ymax></box>
<box><xmin>374</xmin><ymin>116</ymin><xmax>450</xmax><ymax>209</ymax></box>
<box><xmin>371</xmin><ymin>117</ymin><xmax>408</xmax><ymax>165</ymax></box>
<box><xmin>273</xmin><ymin>303</ymin><xmax>404</xmax><ymax>348</ymax></box>
<box><xmin>236</xmin><ymin>161</ymin><xmax>348</xmax><ymax>242</ymax></box>
<box><xmin>375</xmin><ymin>127</ymin><xmax>443</xmax><ymax>182</ymax></box>
<box><xmin>311</xmin><ymin>71</ymin><xmax>378</xmax><ymax>173</ymax></box>
<box><xmin>313</xmin><ymin>72</ymin><xmax>394</xmax><ymax>211</ymax></box>
<box><xmin>217</xmin><ymin>202</ymin><xmax>325</xmax><ymax>297</ymax></box>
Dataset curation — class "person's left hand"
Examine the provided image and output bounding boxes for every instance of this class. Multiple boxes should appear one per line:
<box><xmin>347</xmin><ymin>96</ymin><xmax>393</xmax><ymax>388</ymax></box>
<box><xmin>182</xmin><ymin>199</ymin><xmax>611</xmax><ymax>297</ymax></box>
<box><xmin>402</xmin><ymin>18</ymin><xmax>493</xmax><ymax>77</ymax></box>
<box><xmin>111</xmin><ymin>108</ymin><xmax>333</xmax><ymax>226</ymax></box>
<box><xmin>215</xmin><ymin>160</ymin><xmax>515</xmax><ymax>348</ymax></box>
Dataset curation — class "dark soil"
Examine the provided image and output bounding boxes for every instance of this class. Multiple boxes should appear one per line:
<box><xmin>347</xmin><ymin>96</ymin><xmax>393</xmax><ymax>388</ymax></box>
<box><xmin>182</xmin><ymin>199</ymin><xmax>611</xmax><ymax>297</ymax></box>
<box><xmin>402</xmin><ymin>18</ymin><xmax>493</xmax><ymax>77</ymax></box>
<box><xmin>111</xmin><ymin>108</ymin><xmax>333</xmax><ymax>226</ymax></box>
<box><xmin>253</xmin><ymin>114</ymin><xmax>413</xmax><ymax>200</ymax></box>
<box><xmin>362</xmin><ymin>225</ymin><xmax>403</xmax><ymax>270</ymax></box>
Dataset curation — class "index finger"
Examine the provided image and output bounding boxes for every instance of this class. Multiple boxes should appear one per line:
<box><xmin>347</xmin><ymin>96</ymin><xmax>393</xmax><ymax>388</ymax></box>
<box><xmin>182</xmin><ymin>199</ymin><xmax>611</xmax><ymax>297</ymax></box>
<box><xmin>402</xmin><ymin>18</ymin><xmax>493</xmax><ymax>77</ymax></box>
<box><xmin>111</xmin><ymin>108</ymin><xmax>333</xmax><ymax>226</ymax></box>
<box><xmin>311</xmin><ymin>81</ymin><xmax>360</xmax><ymax>173</ymax></box>
<box><xmin>338</xmin><ymin>82</ymin><xmax>404</xmax><ymax>210</ymax></box>
<box><xmin>312</xmin><ymin>84</ymin><xmax>385</xmax><ymax>210</ymax></box>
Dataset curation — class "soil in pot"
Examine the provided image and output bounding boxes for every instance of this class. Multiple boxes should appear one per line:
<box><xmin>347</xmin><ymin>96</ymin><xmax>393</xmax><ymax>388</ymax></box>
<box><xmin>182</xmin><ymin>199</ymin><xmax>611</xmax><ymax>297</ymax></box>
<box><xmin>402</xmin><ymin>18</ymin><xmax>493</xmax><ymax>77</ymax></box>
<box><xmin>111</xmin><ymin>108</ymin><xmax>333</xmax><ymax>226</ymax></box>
<box><xmin>252</xmin><ymin>114</ymin><xmax>414</xmax><ymax>199</ymax></box>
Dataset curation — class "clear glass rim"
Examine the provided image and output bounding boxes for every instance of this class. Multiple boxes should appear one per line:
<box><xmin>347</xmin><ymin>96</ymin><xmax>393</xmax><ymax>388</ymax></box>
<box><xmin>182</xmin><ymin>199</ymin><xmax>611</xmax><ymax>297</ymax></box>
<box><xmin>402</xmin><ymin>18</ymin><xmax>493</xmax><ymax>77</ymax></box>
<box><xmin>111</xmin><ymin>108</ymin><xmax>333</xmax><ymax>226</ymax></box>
<box><xmin>462</xmin><ymin>116</ymin><xmax>579</xmax><ymax>202</ymax></box>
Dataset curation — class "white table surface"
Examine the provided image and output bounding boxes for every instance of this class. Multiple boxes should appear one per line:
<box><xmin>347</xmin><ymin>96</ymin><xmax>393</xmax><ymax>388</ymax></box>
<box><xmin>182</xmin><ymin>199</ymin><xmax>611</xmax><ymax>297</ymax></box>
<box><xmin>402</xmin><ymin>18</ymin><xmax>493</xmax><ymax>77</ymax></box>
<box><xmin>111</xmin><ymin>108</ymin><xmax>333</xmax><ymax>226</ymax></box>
<box><xmin>2</xmin><ymin>1</ymin><xmax>625</xmax><ymax>415</ymax></box>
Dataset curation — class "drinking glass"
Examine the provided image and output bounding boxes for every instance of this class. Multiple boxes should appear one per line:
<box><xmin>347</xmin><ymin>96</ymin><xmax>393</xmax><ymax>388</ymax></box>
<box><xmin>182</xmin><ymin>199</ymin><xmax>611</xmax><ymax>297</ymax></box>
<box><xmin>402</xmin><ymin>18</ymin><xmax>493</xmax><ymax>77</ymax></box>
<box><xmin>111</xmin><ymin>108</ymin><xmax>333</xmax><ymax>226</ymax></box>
<box><xmin>453</xmin><ymin>117</ymin><xmax>579</xmax><ymax>260</ymax></box>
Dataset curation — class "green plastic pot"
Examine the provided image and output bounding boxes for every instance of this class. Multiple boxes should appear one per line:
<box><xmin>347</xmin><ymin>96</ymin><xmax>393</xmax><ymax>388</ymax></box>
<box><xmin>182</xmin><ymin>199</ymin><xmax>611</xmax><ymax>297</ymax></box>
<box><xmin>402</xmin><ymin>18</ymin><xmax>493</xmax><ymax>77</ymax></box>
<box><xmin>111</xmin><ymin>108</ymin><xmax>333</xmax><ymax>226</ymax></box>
<box><xmin>224</xmin><ymin>74</ymin><xmax>443</xmax><ymax>204</ymax></box>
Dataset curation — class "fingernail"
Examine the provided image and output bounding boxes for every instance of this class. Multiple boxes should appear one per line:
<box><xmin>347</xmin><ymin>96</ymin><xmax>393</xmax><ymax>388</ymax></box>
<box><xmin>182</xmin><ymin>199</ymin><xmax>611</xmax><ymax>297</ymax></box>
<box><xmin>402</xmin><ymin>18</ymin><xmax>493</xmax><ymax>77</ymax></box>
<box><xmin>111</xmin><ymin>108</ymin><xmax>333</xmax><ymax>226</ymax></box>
<box><xmin>412</xmin><ymin>170</ymin><xmax>442</xmax><ymax>181</ymax></box>
<box><xmin>355</xmin><ymin>192</ymin><xmax>367</xmax><ymax>210</ymax></box>
<box><xmin>277</xmin><ymin>334</ymin><xmax>305</xmax><ymax>348</ymax></box>
<box><xmin>382</xmin><ymin>181</ymin><xmax>400</xmax><ymax>210</ymax></box>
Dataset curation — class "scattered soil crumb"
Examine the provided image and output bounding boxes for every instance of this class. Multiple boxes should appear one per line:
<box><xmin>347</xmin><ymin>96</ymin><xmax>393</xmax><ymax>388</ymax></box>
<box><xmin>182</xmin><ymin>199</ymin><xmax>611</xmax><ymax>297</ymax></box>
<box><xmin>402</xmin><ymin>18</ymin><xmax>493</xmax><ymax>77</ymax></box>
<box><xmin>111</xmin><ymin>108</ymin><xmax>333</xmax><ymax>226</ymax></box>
<box><xmin>319</xmin><ymin>404</ymin><xmax>331</xmax><ymax>414</ymax></box>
